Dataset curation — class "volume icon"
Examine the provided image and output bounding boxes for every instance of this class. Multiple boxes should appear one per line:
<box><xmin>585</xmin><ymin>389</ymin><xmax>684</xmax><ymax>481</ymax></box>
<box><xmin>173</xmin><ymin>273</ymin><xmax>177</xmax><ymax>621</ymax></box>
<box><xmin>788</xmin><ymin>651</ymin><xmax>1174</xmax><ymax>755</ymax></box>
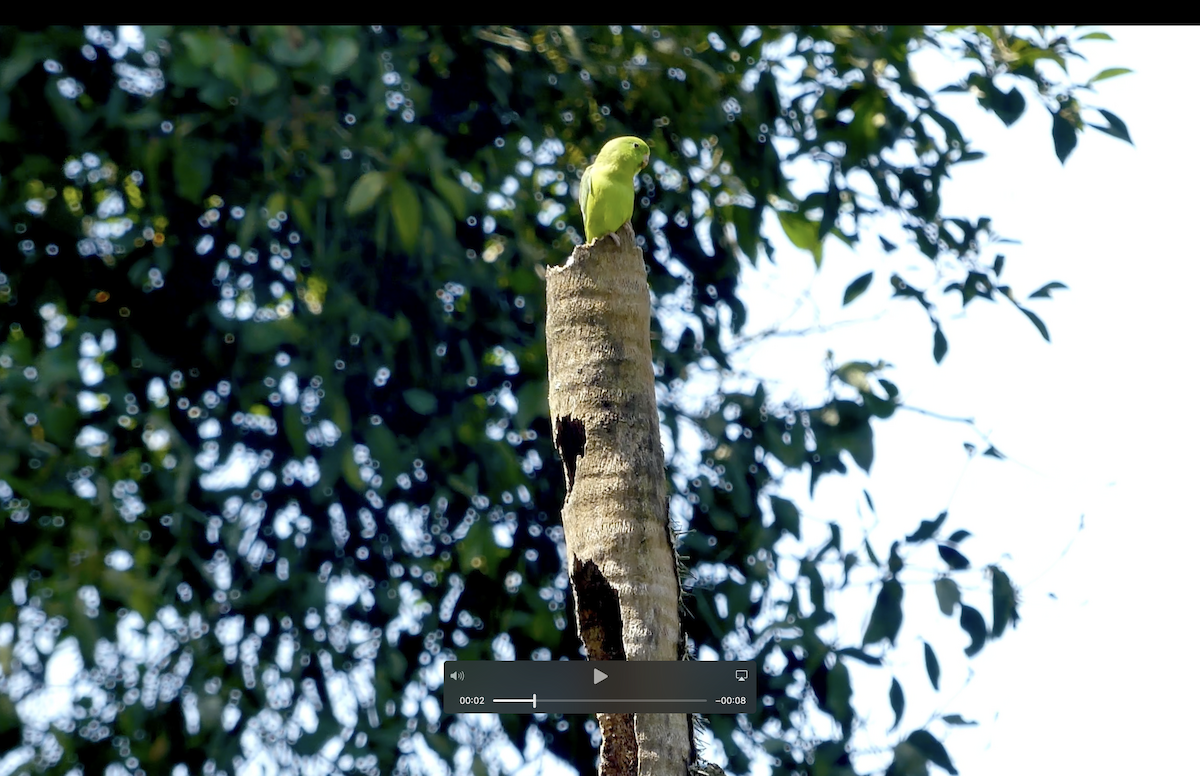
<box><xmin>450</xmin><ymin>670</ymin><xmax>465</xmax><ymax>681</ymax></box>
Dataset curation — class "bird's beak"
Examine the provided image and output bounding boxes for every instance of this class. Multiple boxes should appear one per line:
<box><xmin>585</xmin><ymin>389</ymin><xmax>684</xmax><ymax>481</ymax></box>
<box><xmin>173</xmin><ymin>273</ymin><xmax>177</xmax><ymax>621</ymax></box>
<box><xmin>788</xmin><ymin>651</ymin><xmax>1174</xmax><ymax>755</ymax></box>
<box><xmin>640</xmin><ymin>153</ymin><xmax>649</xmax><ymax>169</ymax></box>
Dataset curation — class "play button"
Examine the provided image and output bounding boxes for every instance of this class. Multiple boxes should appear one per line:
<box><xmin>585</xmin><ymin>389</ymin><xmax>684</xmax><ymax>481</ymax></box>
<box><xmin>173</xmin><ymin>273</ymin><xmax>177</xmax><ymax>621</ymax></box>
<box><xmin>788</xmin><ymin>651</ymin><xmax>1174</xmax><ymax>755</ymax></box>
<box><xmin>593</xmin><ymin>668</ymin><xmax>608</xmax><ymax>685</ymax></box>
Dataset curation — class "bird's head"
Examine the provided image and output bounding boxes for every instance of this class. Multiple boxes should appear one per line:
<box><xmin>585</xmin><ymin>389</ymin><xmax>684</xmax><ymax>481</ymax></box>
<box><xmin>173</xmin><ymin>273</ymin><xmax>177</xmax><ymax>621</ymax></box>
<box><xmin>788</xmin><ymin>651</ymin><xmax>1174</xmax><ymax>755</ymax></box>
<box><xmin>600</xmin><ymin>135</ymin><xmax>650</xmax><ymax>171</ymax></box>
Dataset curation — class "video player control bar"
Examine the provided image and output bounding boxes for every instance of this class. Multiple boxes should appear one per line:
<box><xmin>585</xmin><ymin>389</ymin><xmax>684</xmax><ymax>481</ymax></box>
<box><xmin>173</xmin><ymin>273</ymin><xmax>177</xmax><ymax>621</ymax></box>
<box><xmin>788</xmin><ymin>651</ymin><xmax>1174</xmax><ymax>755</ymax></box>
<box><xmin>444</xmin><ymin>660</ymin><xmax>755</xmax><ymax>714</ymax></box>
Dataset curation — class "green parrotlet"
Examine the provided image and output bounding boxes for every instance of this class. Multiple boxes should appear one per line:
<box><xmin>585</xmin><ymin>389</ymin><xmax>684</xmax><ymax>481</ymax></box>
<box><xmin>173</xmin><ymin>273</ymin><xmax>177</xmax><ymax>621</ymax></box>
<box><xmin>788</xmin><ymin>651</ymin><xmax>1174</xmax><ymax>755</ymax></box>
<box><xmin>579</xmin><ymin>136</ymin><xmax>650</xmax><ymax>247</ymax></box>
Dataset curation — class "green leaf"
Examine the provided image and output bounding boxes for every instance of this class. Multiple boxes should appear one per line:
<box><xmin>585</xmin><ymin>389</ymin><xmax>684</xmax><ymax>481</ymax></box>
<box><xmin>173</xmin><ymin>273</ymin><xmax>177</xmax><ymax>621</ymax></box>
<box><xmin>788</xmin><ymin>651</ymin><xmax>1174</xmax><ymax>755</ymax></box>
<box><xmin>888</xmin><ymin>678</ymin><xmax>905</xmax><ymax>732</ymax></box>
<box><xmin>247</xmin><ymin>62</ymin><xmax>279</xmax><ymax>96</ymax></box>
<box><xmin>906</xmin><ymin>511</ymin><xmax>947</xmax><ymax>543</ymax></box>
<box><xmin>825</xmin><ymin>659</ymin><xmax>853</xmax><ymax>727</ymax></box>
<box><xmin>879</xmin><ymin>236</ymin><xmax>897</xmax><ymax>253</ymax></box>
<box><xmin>390</xmin><ymin>178</ymin><xmax>423</xmax><ymax>254</ymax></box>
<box><xmin>425</xmin><ymin>190</ymin><xmax>456</xmax><ymax>239</ymax></box>
<box><xmin>941</xmin><ymin>714</ymin><xmax>978</xmax><ymax>726</ymax></box>
<box><xmin>923</xmin><ymin>641</ymin><xmax>940</xmax><ymax>691</ymax></box>
<box><xmin>1028</xmin><ymin>281</ymin><xmax>1067</xmax><ymax>299</ymax></box>
<box><xmin>392</xmin><ymin>313</ymin><xmax>413</xmax><ymax>341</ymax></box>
<box><xmin>269</xmin><ymin>34</ymin><xmax>321</xmax><ymax>67</ymax></box>
<box><xmin>960</xmin><ymin>605</ymin><xmax>988</xmax><ymax>656</ymax></box>
<box><xmin>906</xmin><ymin>730</ymin><xmax>958</xmax><ymax>775</ymax></box>
<box><xmin>1089</xmin><ymin>66</ymin><xmax>1132</xmax><ymax>84</ymax></box>
<box><xmin>180</xmin><ymin>30</ymin><xmax>218</xmax><ymax>67</ymax></box>
<box><xmin>212</xmin><ymin>39</ymin><xmax>251</xmax><ymax>89</ymax></box>
<box><xmin>1090</xmin><ymin>109</ymin><xmax>1133</xmax><ymax>145</ymax></box>
<box><xmin>122</xmin><ymin>108</ymin><xmax>164</xmax><ymax>131</ymax></box>
<box><xmin>801</xmin><ymin>559</ymin><xmax>825</xmax><ymax>615</ymax></box>
<box><xmin>990</xmin><ymin>565</ymin><xmax>1020</xmax><ymax>638</ymax></box>
<box><xmin>934</xmin><ymin>577</ymin><xmax>960</xmax><ymax>617</ymax></box>
<box><xmin>992</xmin><ymin>86</ymin><xmax>1026</xmax><ymax>127</ymax></box>
<box><xmin>1018</xmin><ymin>305</ymin><xmax>1051</xmax><ymax>342</ymax></box>
<box><xmin>364</xmin><ymin>423</ymin><xmax>405</xmax><ymax>491</ymax></box>
<box><xmin>770</xmin><ymin>496</ymin><xmax>800</xmax><ymax>537</ymax></box>
<box><xmin>937</xmin><ymin>544</ymin><xmax>970</xmax><ymax>571</ymax></box>
<box><xmin>403</xmin><ymin>388</ymin><xmax>438</xmax><ymax>415</ymax></box>
<box><xmin>932</xmin><ymin>324</ymin><xmax>947</xmax><ymax>363</ymax></box>
<box><xmin>322</xmin><ymin>37</ymin><xmax>361</xmax><ymax>75</ymax></box>
<box><xmin>863</xmin><ymin>579</ymin><xmax>903</xmax><ymax>645</ymax></box>
<box><xmin>173</xmin><ymin>141</ymin><xmax>212</xmax><ymax>202</ymax></box>
<box><xmin>946</xmin><ymin>529</ymin><xmax>971</xmax><ymax>544</ymax></box>
<box><xmin>888</xmin><ymin>742</ymin><xmax>929</xmax><ymax>776</ymax></box>
<box><xmin>842</xmin><ymin>271</ymin><xmax>873</xmax><ymax>306</ymax></box>
<box><xmin>240</xmin><ymin>318</ymin><xmax>303</xmax><ymax>354</ymax></box>
<box><xmin>1077</xmin><ymin>31</ymin><xmax>1114</xmax><ymax>41</ymax></box>
<box><xmin>777</xmin><ymin>209</ymin><xmax>823</xmax><ymax>267</ymax></box>
<box><xmin>864</xmin><ymin>537</ymin><xmax>881</xmax><ymax>567</ymax></box>
<box><xmin>844</xmin><ymin>415</ymin><xmax>874</xmax><ymax>472</ymax></box>
<box><xmin>346</xmin><ymin>171</ymin><xmax>387</xmax><ymax>215</ymax></box>
<box><xmin>992</xmin><ymin>254</ymin><xmax>1005</xmax><ymax>277</ymax></box>
<box><xmin>447</xmin><ymin>462</ymin><xmax>480</xmax><ymax>499</ymax></box>
<box><xmin>0</xmin><ymin>38</ymin><xmax>42</xmax><ymax>90</ymax></box>
<box><xmin>1051</xmin><ymin>111</ymin><xmax>1078</xmax><ymax>164</ymax></box>
<box><xmin>890</xmin><ymin>274</ymin><xmax>929</xmax><ymax>308</ymax></box>
<box><xmin>432</xmin><ymin>172</ymin><xmax>469</xmax><ymax>220</ymax></box>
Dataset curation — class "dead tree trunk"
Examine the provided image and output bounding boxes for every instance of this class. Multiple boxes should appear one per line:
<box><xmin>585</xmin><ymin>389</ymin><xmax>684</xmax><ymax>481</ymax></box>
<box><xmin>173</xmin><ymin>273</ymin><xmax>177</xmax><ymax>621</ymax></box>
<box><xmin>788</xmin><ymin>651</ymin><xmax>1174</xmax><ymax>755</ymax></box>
<box><xmin>546</xmin><ymin>223</ymin><xmax>690</xmax><ymax>776</ymax></box>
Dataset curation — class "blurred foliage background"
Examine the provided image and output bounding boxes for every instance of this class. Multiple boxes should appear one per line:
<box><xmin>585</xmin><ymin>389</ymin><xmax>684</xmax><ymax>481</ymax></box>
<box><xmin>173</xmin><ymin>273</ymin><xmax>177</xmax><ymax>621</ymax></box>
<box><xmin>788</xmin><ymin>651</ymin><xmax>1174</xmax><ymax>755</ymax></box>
<box><xmin>0</xmin><ymin>25</ymin><xmax>1127</xmax><ymax>776</ymax></box>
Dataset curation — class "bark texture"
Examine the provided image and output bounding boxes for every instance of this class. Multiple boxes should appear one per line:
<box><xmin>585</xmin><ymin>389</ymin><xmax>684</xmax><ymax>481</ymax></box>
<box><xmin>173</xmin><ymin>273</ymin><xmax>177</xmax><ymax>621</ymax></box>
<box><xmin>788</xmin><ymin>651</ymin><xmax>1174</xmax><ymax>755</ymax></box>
<box><xmin>546</xmin><ymin>223</ymin><xmax>689</xmax><ymax>776</ymax></box>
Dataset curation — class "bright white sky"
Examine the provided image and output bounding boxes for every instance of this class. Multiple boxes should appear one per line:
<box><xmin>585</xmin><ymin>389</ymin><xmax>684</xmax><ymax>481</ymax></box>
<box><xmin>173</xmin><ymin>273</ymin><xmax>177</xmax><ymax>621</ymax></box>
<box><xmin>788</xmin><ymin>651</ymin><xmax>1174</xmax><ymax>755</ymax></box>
<box><xmin>734</xmin><ymin>25</ymin><xmax>1198</xmax><ymax>776</ymax></box>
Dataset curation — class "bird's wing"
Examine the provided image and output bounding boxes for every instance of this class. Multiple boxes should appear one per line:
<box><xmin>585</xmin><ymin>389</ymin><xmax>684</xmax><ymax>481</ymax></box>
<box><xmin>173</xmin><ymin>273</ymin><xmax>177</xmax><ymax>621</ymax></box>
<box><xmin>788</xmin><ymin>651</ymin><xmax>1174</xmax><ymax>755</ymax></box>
<box><xmin>579</xmin><ymin>163</ymin><xmax>593</xmax><ymax>221</ymax></box>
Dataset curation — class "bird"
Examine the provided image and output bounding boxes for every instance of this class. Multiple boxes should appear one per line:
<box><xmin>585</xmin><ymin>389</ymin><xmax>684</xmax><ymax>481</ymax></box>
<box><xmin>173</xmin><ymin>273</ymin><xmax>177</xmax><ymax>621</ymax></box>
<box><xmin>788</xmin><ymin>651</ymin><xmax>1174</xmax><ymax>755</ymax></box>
<box><xmin>579</xmin><ymin>135</ymin><xmax>649</xmax><ymax>247</ymax></box>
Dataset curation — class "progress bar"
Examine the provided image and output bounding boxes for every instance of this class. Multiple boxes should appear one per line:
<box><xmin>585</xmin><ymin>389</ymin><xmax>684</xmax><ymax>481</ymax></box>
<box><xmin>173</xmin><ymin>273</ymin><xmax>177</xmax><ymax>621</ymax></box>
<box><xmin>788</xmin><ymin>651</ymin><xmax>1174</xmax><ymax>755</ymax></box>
<box><xmin>444</xmin><ymin>660</ymin><xmax>756</xmax><ymax>714</ymax></box>
<box><xmin>492</xmin><ymin>696</ymin><xmax>708</xmax><ymax>709</ymax></box>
